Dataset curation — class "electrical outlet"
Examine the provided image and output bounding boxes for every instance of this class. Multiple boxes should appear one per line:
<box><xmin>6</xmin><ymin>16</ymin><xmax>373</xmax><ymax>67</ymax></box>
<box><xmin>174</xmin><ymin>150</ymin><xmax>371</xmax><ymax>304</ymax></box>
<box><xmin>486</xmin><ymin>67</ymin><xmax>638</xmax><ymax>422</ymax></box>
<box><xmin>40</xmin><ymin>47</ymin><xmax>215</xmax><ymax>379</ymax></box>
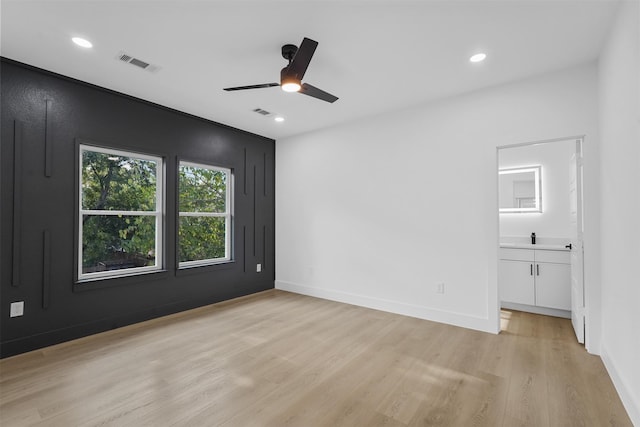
<box><xmin>256</xmin><ymin>263</ymin><xmax>262</xmax><ymax>273</ymax></box>
<box><xmin>10</xmin><ymin>301</ymin><xmax>24</xmax><ymax>317</ymax></box>
<box><xmin>435</xmin><ymin>282</ymin><xmax>445</xmax><ymax>294</ymax></box>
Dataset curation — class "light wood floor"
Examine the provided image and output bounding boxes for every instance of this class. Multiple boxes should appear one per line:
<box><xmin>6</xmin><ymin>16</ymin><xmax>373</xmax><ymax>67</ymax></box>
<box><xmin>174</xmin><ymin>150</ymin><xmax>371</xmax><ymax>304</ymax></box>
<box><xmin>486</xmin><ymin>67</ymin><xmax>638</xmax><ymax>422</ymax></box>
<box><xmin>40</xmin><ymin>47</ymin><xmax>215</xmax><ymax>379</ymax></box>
<box><xmin>0</xmin><ymin>290</ymin><xmax>632</xmax><ymax>427</ymax></box>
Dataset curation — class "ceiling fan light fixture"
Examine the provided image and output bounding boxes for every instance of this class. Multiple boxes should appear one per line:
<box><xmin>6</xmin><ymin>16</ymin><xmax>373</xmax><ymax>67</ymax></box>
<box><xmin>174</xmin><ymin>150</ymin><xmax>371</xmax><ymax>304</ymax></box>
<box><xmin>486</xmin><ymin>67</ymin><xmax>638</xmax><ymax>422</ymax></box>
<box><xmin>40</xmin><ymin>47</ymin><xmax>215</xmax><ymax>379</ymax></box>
<box><xmin>282</xmin><ymin>82</ymin><xmax>301</xmax><ymax>92</ymax></box>
<box><xmin>281</xmin><ymin>75</ymin><xmax>301</xmax><ymax>92</ymax></box>
<box><xmin>280</xmin><ymin>67</ymin><xmax>301</xmax><ymax>92</ymax></box>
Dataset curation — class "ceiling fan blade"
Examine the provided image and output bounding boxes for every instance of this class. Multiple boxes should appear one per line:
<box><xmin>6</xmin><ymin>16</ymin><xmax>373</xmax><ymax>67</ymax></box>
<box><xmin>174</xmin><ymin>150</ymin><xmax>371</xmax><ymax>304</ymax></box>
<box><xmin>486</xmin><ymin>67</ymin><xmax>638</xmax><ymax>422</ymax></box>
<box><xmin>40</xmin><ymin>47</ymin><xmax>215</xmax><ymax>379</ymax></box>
<box><xmin>299</xmin><ymin>83</ymin><xmax>339</xmax><ymax>103</ymax></box>
<box><xmin>223</xmin><ymin>83</ymin><xmax>279</xmax><ymax>91</ymax></box>
<box><xmin>287</xmin><ymin>37</ymin><xmax>318</xmax><ymax>80</ymax></box>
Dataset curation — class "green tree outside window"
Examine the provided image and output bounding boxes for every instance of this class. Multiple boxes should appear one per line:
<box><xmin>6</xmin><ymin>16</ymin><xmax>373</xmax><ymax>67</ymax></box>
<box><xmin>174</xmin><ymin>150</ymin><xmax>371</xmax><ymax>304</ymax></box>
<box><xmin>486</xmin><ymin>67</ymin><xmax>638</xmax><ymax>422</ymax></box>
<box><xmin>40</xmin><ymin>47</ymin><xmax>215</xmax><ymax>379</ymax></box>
<box><xmin>178</xmin><ymin>162</ymin><xmax>231</xmax><ymax>266</ymax></box>
<box><xmin>79</xmin><ymin>146</ymin><xmax>162</xmax><ymax>278</ymax></box>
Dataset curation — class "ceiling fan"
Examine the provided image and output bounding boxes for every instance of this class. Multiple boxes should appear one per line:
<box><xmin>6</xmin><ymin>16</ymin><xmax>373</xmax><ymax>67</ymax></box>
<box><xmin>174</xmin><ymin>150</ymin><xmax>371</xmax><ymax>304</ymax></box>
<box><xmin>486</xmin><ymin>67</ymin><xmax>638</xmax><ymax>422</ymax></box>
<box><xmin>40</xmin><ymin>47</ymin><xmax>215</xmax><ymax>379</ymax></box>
<box><xmin>223</xmin><ymin>37</ymin><xmax>338</xmax><ymax>103</ymax></box>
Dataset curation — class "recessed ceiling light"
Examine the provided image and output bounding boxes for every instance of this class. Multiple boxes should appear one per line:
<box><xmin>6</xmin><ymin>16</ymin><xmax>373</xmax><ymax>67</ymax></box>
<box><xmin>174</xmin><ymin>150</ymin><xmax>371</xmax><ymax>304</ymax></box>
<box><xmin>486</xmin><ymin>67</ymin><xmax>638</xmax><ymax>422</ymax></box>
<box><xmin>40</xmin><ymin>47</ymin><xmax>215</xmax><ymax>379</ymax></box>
<box><xmin>469</xmin><ymin>53</ymin><xmax>487</xmax><ymax>63</ymax></box>
<box><xmin>274</xmin><ymin>116</ymin><xmax>285</xmax><ymax>122</ymax></box>
<box><xmin>72</xmin><ymin>37</ymin><xmax>93</xmax><ymax>48</ymax></box>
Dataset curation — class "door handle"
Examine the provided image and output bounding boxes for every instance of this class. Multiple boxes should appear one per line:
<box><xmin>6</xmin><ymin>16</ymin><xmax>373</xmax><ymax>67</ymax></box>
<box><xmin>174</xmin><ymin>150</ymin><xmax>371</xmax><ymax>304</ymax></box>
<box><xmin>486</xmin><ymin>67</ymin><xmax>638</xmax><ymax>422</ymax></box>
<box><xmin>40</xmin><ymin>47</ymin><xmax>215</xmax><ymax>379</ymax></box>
<box><xmin>530</xmin><ymin>264</ymin><xmax>533</xmax><ymax>276</ymax></box>
<box><xmin>565</xmin><ymin>243</ymin><xmax>572</xmax><ymax>250</ymax></box>
<box><xmin>536</xmin><ymin>264</ymin><xmax>539</xmax><ymax>276</ymax></box>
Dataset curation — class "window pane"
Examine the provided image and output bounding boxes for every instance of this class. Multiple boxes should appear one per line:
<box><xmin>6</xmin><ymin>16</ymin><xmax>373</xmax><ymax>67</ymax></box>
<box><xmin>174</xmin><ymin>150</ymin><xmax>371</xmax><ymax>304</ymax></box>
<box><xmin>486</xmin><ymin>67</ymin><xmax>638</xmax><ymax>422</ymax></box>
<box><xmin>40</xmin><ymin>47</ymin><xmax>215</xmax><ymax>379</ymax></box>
<box><xmin>82</xmin><ymin>150</ymin><xmax>157</xmax><ymax>211</ymax></box>
<box><xmin>179</xmin><ymin>216</ymin><xmax>226</xmax><ymax>262</ymax></box>
<box><xmin>82</xmin><ymin>215</ymin><xmax>156</xmax><ymax>274</ymax></box>
<box><xmin>179</xmin><ymin>165</ymin><xmax>227</xmax><ymax>213</ymax></box>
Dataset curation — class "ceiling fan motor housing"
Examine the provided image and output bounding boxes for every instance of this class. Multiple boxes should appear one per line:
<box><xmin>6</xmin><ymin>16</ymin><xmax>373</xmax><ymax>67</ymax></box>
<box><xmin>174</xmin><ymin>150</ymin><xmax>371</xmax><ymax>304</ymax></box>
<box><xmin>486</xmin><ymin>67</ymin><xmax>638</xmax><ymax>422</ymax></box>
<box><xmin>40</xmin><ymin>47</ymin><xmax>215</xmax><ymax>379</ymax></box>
<box><xmin>281</xmin><ymin>44</ymin><xmax>298</xmax><ymax>62</ymax></box>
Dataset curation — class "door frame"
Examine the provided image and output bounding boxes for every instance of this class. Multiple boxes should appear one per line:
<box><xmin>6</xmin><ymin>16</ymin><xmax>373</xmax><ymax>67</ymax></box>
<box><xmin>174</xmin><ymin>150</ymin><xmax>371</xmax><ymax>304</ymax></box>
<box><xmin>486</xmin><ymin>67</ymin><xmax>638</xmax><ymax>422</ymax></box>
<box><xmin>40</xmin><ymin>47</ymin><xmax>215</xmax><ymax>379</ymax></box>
<box><xmin>496</xmin><ymin>135</ymin><xmax>586</xmax><ymax>343</ymax></box>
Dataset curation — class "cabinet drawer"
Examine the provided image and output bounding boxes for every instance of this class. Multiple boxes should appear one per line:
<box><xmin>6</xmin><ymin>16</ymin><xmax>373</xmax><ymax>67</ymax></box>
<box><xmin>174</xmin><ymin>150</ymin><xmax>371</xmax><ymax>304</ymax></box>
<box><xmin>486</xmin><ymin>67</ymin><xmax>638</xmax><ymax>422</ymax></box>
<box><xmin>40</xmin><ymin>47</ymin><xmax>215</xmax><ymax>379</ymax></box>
<box><xmin>535</xmin><ymin>250</ymin><xmax>570</xmax><ymax>264</ymax></box>
<box><xmin>499</xmin><ymin>248</ymin><xmax>534</xmax><ymax>262</ymax></box>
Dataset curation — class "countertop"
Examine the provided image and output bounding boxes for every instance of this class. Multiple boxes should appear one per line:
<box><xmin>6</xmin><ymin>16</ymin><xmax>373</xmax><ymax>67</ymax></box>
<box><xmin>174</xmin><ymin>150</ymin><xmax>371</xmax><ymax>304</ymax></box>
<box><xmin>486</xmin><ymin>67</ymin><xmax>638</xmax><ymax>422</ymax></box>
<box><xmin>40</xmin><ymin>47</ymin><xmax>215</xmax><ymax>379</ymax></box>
<box><xmin>500</xmin><ymin>243</ymin><xmax>570</xmax><ymax>251</ymax></box>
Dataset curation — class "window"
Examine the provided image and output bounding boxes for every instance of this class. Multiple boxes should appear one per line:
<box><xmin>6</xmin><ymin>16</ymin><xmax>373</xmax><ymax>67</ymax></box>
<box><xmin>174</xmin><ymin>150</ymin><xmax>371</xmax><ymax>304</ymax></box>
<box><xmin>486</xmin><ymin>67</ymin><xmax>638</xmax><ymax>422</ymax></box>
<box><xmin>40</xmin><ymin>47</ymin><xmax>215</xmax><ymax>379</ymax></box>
<box><xmin>178</xmin><ymin>161</ymin><xmax>232</xmax><ymax>267</ymax></box>
<box><xmin>79</xmin><ymin>145</ymin><xmax>163</xmax><ymax>280</ymax></box>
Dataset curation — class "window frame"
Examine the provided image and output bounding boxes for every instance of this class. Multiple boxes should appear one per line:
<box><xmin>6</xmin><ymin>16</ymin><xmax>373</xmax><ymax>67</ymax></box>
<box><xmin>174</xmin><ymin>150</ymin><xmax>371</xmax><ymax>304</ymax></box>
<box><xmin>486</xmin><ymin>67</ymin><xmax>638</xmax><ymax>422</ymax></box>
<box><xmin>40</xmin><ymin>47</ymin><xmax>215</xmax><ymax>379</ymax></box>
<box><xmin>78</xmin><ymin>144</ymin><xmax>164</xmax><ymax>281</ymax></box>
<box><xmin>178</xmin><ymin>160</ymin><xmax>233</xmax><ymax>268</ymax></box>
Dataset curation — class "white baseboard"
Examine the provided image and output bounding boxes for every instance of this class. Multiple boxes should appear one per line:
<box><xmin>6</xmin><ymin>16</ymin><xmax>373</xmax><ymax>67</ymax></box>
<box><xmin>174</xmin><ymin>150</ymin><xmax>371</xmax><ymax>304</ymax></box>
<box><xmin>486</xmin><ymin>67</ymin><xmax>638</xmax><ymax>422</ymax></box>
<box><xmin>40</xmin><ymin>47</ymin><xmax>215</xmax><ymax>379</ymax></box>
<box><xmin>600</xmin><ymin>345</ymin><xmax>640</xmax><ymax>426</ymax></box>
<box><xmin>275</xmin><ymin>280</ymin><xmax>498</xmax><ymax>334</ymax></box>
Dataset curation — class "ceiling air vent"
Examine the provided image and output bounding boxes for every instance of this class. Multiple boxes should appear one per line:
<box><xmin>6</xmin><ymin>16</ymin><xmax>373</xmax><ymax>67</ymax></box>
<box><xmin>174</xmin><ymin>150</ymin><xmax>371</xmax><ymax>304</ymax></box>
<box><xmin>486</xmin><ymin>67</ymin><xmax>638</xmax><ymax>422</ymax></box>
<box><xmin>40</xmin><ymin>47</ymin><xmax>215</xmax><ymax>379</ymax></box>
<box><xmin>129</xmin><ymin>58</ymin><xmax>149</xmax><ymax>69</ymax></box>
<box><xmin>117</xmin><ymin>52</ymin><xmax>160</xmax><ymax>73</ymax></box>
<box><xmin>252</xmin><ymin>108</ymin><xmax>272</xmax><ymax>116</ymax></box>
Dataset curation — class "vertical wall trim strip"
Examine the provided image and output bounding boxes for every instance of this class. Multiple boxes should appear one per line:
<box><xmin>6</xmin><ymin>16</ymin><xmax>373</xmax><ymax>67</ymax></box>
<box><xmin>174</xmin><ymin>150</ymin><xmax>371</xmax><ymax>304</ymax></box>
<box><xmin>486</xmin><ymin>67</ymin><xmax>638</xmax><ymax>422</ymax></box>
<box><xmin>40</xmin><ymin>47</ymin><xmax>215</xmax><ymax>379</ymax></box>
<box><xmin>263</xmin><ymin>152</ymin><xmax>267</xmax><ymax>196</ymax></box>
<box><xmin>12</xmin><ymin>121</ymin><xmax>23</xmax><ymax>287</ymax></box>
<box><xmin>45</xmin><ymin>100</ymin><xmax>53</xmax><ymax>177</ymax></box>
<box><xmin>253</xmin><ymin>165</ymin><xmax>257</xmax><ymax>256</ymax></box>
<box><xmin>243</xmin><ymin>148</ymin><xmax>247</xmax><ymax>195</ymax></box>
<box><xmin>262</xmin><ymin>225</ymin><xmax>266</xmax><ymax>270</ymax></box>
<box><xmin>242</xmin><ymin>226</ymin><xmax>246</xmax><ymax>273</ymax></box>
<box><xmin>42</xmin><ymin>230</ymin><xmax>51</xmax><ymax>308</ymax></box>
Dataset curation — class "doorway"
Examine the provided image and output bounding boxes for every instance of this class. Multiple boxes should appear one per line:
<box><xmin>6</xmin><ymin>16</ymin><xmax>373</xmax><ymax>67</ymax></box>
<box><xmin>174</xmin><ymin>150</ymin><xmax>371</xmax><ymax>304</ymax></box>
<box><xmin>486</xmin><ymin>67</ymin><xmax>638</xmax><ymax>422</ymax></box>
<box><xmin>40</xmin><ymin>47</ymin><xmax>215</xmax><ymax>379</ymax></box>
<box><xmin>497</xmin><ymin>136</ymin><xmax>585</xmax><ymax>344</ymax></box>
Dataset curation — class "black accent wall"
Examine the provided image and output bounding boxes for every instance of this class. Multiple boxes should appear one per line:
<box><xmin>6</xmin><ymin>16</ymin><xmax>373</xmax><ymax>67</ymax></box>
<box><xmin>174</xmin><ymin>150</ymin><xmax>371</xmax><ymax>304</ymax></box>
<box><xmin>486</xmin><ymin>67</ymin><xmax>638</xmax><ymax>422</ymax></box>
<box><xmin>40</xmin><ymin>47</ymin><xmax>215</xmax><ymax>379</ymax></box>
<box><xmin>0</xmin><ymin>58</ymin><xmax>275</xmax><ymax>358</ymax></box>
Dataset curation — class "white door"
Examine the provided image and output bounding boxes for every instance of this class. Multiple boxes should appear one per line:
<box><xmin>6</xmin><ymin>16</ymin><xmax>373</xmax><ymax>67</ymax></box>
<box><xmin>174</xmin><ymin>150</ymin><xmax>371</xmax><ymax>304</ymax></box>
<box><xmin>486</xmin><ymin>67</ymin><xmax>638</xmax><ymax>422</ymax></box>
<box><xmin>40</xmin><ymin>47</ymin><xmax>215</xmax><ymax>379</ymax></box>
<box><xmin>569</xmin><ymin>140</ymin><xmax>585</xmax><ymax>344</ymax></box>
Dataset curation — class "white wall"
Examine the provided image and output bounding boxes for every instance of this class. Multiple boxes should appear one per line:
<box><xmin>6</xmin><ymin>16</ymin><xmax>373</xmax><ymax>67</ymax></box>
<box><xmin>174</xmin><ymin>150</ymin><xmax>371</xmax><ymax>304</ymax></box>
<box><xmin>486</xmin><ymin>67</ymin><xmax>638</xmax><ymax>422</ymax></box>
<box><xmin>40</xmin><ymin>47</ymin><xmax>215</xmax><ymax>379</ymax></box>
<box><xmin>597</xmin><ymin>1</ymin><xmax>640</xmax><ymax>424</ymax></box>
<box><xmin>276</xmin><ymin>63</ymin><xmax>599</xmax><ymax>337</ymax></box>
<box><xmin>499</xmin><ymin>139</ymin><xmax>576</xmax><ymax>240</ymax></box>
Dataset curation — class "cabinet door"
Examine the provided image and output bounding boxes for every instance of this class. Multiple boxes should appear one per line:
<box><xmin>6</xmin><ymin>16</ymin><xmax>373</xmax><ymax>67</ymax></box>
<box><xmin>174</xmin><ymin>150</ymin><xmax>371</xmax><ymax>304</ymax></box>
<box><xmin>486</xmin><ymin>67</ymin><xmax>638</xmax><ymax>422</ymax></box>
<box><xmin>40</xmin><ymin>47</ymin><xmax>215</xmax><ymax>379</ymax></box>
<box><xmin>535</xmin><ymin>262</ymin><xmax>571</xmax><ymax>310</ymax></box>
<box><xmin>499</xmin><ymin>260</ymin><xmax>535</xmax><ymax>305</ymax></box>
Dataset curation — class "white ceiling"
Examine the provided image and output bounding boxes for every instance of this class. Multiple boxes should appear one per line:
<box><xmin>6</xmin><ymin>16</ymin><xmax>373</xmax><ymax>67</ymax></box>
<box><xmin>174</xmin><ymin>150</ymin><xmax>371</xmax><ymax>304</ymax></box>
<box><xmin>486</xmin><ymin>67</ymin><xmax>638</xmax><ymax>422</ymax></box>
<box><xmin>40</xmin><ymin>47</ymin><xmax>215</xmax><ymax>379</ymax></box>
<box><xmin>1</xmin><ymin>0</ymin><xmax>618</xmax><ymax>140</ymax></box>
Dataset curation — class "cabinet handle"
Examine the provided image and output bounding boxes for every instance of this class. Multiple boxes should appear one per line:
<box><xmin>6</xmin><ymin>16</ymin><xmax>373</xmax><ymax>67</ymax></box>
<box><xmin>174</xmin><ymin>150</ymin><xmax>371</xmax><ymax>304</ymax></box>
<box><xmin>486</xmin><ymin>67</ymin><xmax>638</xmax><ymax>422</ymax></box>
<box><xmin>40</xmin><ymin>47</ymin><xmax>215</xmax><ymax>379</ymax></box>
<box><xmin>530</xmin><ymin>264</ymin><xmax>533</xmax><ymax>276</ymax></box>
<box><xmin>536</xmin><ymin>264</ymin><xmax>539</xmax><ymax>276</ymax></box>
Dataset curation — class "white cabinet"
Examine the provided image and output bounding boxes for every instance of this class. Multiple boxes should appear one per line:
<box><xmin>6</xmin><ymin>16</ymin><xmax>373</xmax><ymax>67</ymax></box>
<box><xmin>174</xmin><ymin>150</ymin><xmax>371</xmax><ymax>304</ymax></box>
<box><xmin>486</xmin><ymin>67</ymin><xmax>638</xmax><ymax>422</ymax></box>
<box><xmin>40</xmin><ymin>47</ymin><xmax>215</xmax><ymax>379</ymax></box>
<box><xmin>535</xmin><ymin>262</ymin><xmax>571</xmax><ymax>310</ymax></box>
<box><xmin>499</xmin><ymin>248</ymin><xmax>570</xmax><ymax>311</ymax></box>
<box><xmin>499</xmin><ymin>259</ymin><xmax>534</xmax><ymax>305</ymax></box>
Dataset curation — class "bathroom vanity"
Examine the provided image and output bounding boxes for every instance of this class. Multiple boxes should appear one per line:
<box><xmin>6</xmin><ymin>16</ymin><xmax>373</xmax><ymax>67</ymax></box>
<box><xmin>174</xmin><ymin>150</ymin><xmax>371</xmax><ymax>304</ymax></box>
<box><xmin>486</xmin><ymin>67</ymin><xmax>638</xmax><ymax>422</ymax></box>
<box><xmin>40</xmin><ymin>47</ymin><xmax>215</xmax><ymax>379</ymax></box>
<box><xmin>498</xmin><ymin>243</ymin><xmax>571</xmax><ymax>318</ymax></box>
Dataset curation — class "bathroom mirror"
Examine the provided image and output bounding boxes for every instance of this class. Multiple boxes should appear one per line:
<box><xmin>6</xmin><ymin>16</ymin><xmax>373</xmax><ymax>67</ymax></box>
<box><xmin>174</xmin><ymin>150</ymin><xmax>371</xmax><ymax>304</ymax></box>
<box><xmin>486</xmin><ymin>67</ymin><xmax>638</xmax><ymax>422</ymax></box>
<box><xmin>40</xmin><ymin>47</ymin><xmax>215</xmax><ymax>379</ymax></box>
<box><xmin>499</xmin><ymin>166</ymin><xmax>542</xmax><ymax>213</ymax></box>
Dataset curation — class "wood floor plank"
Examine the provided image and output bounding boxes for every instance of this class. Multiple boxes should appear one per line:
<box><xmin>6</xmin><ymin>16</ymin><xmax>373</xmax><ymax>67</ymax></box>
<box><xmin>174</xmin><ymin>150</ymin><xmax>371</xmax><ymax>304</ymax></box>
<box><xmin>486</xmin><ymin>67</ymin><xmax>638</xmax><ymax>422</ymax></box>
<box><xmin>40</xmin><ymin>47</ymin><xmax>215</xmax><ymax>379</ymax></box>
<box><xmin>0</xmin><ymin>290</ymin><xmax>633</xmax><ymax>427</ymax></box>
